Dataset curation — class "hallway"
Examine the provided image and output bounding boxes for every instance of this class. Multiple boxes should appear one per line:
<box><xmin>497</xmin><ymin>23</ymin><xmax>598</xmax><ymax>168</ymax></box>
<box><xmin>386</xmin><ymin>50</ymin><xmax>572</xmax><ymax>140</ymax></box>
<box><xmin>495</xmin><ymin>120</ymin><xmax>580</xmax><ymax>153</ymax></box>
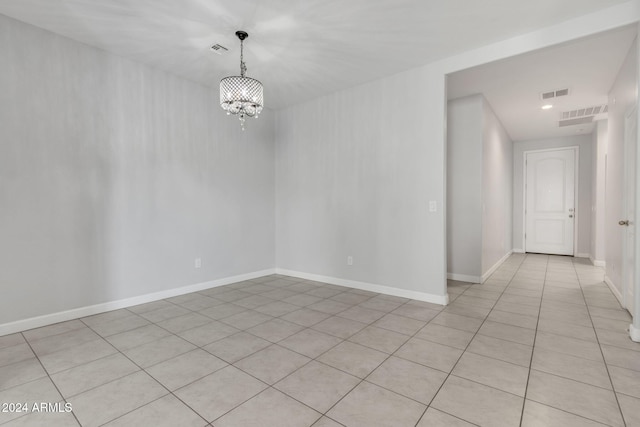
<box><xmin>0</xmin><ymin>254</ymin><xmax>638</xmax><ymax>426</ymax></box>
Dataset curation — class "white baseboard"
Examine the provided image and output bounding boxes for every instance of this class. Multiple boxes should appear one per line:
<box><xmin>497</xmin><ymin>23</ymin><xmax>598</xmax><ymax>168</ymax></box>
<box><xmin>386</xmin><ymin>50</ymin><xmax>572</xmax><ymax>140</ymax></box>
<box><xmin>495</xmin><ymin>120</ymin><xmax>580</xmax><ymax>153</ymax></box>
<box><xmin>0</xmin><ymin>268</ymin><xmax>276</xmax><ymax>336</ymax></box>
<box><xmin>589</xmin><ymin>256</ymin><xmax>606</xmax><ymax>267</ymax></box>
<box><xmin>481</xmin><ymin>251</ymin><xmax>513</xmax><ymax>283</ymax></box>
<box><xmin>277</xmin><ymin>269</ymin><xmax>449</xmax><ymax>306</ymax></box>
<box><xmin>575</xmin><ymin>253</ymin><xmax>590</xmax><ymax>258</ymax></box>
<box><xmin>604</xmin><ymin>275</ymin><xmax>624</xmax><ymax>306</ymax></box>
<box><xmin>630</xmin><ymin>323</ymin><xmax>640</xmax><ymax>342</ymax></box>
<box><xmin>447</xmin><ymin>273</ymin><xmax>481</xmax><ymax>284</ymax></box>
<box><xmin>512</xmin><ymin>248</ymin><xmax>525</xmax><ymax>254</ymax></box>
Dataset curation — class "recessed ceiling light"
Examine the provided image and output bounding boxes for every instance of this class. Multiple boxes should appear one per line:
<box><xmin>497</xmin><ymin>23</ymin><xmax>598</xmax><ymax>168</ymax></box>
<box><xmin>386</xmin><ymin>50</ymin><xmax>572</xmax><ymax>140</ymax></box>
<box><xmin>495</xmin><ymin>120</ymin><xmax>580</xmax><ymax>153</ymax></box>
<box><xmin>542</xmin><ymin>104</ymin><xmax>553</xmax><ymax>110</ymax></box>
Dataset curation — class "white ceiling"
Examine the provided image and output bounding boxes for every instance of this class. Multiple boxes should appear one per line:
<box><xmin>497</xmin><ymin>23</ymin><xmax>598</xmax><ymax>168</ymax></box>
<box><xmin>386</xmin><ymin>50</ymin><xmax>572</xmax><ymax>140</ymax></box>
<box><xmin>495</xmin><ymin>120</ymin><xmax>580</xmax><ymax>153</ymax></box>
<box><xmin>0</xmin><ymin>0</ymin><xmax>631</xmax><ymax>111</ymax></box>
<box><xmin>448</xmin><ymin>25</ymin><xmax>637</xmax><ymax>141</ymax></box>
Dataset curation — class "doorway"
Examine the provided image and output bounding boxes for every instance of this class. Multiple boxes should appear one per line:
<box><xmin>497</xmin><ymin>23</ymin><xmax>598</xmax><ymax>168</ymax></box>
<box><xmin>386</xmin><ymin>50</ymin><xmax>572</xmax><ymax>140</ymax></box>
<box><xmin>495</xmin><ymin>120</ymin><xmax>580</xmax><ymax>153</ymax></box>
<box><xmin>524</xmin><ymin>147</ymin><xmax>578</xmax><ymax>256</ymax></box>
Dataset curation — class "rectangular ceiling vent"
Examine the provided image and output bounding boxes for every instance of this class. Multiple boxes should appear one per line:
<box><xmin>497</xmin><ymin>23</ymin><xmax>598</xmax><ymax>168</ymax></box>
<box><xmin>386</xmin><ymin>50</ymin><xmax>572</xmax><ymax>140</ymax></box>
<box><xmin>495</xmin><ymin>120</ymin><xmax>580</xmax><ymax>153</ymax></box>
<box><xmin>210</xmin><ymin>44</ymin><xmax>229</xmax><ymax>55</ymax></box>
<box><xmin>558</xmin><ymin>104</ymin><xmax>607</xmax><ymax>127</ymax></box>
<box><xmin>541</xmin><ymin>88</ymin><xmax>570</xmax><ymax>100</ymax></box>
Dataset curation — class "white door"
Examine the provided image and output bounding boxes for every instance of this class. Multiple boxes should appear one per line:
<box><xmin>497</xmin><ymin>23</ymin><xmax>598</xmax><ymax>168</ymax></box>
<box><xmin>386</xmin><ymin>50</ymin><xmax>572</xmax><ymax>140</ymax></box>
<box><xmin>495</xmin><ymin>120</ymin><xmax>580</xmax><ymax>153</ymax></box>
<box><xmin>525</xmin><ymin>148</ymin><xmax>576</xmax><ymax>255</ymax></box>
<box><xmin>622</xmin><ymin>107</ymin><xmax>636</xmax><ymax>313</ymax></box>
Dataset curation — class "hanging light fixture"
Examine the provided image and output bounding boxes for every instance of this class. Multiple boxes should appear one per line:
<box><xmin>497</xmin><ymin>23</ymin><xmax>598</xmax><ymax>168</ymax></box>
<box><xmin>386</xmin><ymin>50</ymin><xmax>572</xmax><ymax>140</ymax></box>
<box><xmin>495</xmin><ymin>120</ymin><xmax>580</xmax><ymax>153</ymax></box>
<box><xmin>220</xmin><ymin>31</ymin><xmax>264</xmax><ymax>130</ymax></box>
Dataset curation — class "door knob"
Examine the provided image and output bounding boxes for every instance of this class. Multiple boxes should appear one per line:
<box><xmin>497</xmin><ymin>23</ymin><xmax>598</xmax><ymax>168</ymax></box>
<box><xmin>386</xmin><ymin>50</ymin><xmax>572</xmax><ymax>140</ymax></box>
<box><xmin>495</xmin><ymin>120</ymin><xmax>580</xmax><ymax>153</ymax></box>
<box><xmin>569</xmin><ymin>215</ymin><xmax>573</xmax><ymax>218</ymax></box>
<box><xmin>619</xmin><ymin>220</ymin><xmax>630</xmax><ymax>226</ymax></box>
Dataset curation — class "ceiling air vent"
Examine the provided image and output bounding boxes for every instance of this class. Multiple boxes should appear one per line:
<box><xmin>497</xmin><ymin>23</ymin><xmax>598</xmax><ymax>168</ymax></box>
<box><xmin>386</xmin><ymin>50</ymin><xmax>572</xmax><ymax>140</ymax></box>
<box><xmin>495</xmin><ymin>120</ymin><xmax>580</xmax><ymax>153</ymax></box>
<box><xmin>210</xmin><ymin>44</ymin><xmax>229</xmax><ymax>54</ymax></box>
<box><xmin>541</xmin><ymin>88</ymin><xmax>570</xmax><ymax>100</ymax></box>
<box><xmin>558</xmin><ymin>104</ymin><xmax>607</xmax><ymax>127</ymax></box>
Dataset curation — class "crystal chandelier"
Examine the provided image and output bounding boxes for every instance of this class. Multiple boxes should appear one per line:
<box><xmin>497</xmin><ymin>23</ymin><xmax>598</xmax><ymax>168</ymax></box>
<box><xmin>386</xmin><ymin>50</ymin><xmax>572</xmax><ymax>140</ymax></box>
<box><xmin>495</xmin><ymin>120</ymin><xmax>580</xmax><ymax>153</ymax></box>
<box><xmin>220</xmin><ymin>31</ymin><xmax>264</xmax><ymax>130</ymax></box>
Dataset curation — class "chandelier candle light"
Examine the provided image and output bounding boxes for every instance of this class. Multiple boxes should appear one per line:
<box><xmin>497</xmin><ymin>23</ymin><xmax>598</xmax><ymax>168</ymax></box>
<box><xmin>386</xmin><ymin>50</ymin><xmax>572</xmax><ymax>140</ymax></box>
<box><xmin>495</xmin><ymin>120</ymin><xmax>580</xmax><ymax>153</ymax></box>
<box><xmin>220</xmin><ymin>31</ymin><xmax>264</xmax><ymax>130</ymax></box>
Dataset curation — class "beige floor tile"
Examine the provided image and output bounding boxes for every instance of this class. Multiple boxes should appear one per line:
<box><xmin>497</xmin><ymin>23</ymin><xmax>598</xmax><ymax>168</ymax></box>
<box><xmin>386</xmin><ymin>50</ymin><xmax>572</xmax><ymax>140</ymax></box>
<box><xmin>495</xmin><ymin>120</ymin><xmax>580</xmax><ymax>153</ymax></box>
<box><xmin>176</xmin><ymin>295</ymin><xmax>224</xmax><ymax>312</ymax></box>
<box><xmin>281</xmin><ymin>308</ymin><xmax>331</xmax><ymax>327</ymax></box>
<box><xmin>218</xmin><ymin>310</ymin><xmax>273</xmax><ymax>330</ymax></box>
<box><xmin>146</xmin><ymin>349</ymin><xmax>227</xmax><ymax>390</ymax></box>
<box><xmin>487</xmin><ymin>309</ymin><xmax>538</xmax><ymax>330</ymax></box>
<box><xmin>415</xmin><ymin>324</ymin><xmax>474</xmax><ymax>350</ymax></box>
<box><xmin>372</xmin><ymin>313</ymin><xmax>426</xmax><ymax>335</ymax></box>
<box><xmin>327</xmin><ymin>381</ymin><xmax>426</xmax><ymax>427</ymax></box>
<box><xmin>609</xmin><ymin>365</ymin><xmax>640</xmax><ymax>398</ymax></box>
<box><xmin>123</xmin><ymin>335</ymin><xmax>196</xmax><ymax>368</ymax></box>
<box><xmin>105</xmin><ymin>324</ymin><xmax>171</xmax><ymax>351</ymax></box>
<box><xmin>431</xmin><ymin>375</ymin><xmax>523</xmax><ymax>427</ymax></box>
<box><xmin>234</xmin><ymin>344</ymin><xmax>310</xmax><ymax>384</ymax></box>
<box><xmin>526</xmin><ymin>370</ymin><xmax>624</xmax><ymax>427</ymax></box>
<box><xmin>103</xmin><ymin>394</ymin><xmax>206</xmax><ymax>427</ymax></box>
<box><xmin>0</xmin><ymin>358</ymin><xmax>47</xmax><ymax>392</ymax></box>
<box><xmin>0</xmin><ymin>344</ymin><xmax>35</xmax><ymax>369</ymax></box>
<box><xmin>278</xmin><ymin>329</ymin><xmax>342</xmax><ymax>358</ymax></box>
<box><xmin>453</xmin><ymin>351</ymin><xmax>529</xmax><ymax>396</ymax></box>
<box><xmin>331</xmin><ymin>292</ymin><xmax>372</xmax><ymax>305</ymax></box>
<box><xmin>139</xmin><ymin>305</ymin><xmax>191</xmax><ymax>323</ymax></box>
<box><xmin>1</xmin><ymin>410</ymin><xmax>79</xmax><ymax>427</ymax></box>
<box><xmin>253</xmin><ymin>301</ymin><xmax>300</xmax><ymax>317</ymax></box>
<box><xmin>416</xmin><ymin>408</ymin><xmax>476</xmax><ymax>427</ymax></box>
<box><xmin>0</xmin><ymin>378</ymin><xmax>63</xmax><ymax>424</ymax></box>
<box><xmin>282</xmin><ymin>293</ymin><xmax>323</xmax><ymax>307</ymax></box>
<box><xmin>521</xmin><ymin>399</ymin><xmax>608</xmax><ymax>427</ymax></box>
<box><xmin>202</xmin><ymin>332</ymin><xmax>271</xmax><ymax>363</ymax></box>
<box><xmin>39</xmin><ymin>339</ymin><xmax>117</xmax><ymax>374</ymax></box>
<box><xmin>430</xmin><ymin>312</ymin><xmax>484</xmax><ymax>333</ymax></box>
<box><xmin>174</xmin><ymin>366</ymin><xmax>267</xmax><ymax>422</ymax></box>
<box><xmin>155</xmin><ymin>312</ymin><xmax>213</xmax><ymax>334</ymax></box>
<box><xmin>233</xmin><ymin>294</ymin><xmax>276</xmax><ymax>309</ymax></box>
<box><xmin>198</xmin><ymin>303</ymin><xmax>247</xmax><ymax>320</ymax></box>
<box><xmin>337</xmin><ymin>306</ymin><xmax>385</xmax><ymax>324</ymax></box>
<box><xmin>311</xmin><ymin>316</ymin><xmax>367</xmax><ymax>339</ymax></box>
<box><xmin>311</xmin><ymin>417</ymin><xmax>344</xmax><ymax>427</ymax></box>
<box><xmin>348</xmin><ymin>326</ymin><xmax>409</xmax><ymax>354</ymax></box>
<box><xmin>128</xmin><ymin>300</ymin><xmax>176</xmax><ymax>314</ymax></box>
<box><xmin>534</xmin><ymin>331</ymin><xmax>603</xmax><ymax>361</ymax></box>
<box><xmin>22</xmin><ymin>320</ymin><xmax>85</xmax><ymax>342</ymax></box>
<box><xmin>443</xmin><ymin>303</ymin><xmax>491</xmax><ymax>320</ymax></box>
<box><xmin>367</xmin><ymin>356</ymin><xmax>447</xmax><ymax>404</ymax></box>
<box><xmin>89</xmin><ymin>314</ymin><xmax>150</xmax><ymax>337</ymax></box>
<box><xmin>358</xmin><ymin>297</ymin><xmax>405</xmax><ymax>312</ymax></box>
<box><xmin>537</xmin><ymin>318</ymin><xmax>597</xmax><ymax>342</ymax></box>
<box><xmin>467</xmin><ymin>334</ymin><xmax>533</xmax><ymax>367</ymax></box>
<box><xmin>0</xmin><ymin>334</ymin><xmax>26</xmax><ymax>350</ymax></box>
<box><xmin>597</xmin><ymin>329</ymin><xmax>640</xmax><ymax>351</ymax></box>
<box><xmin>395</xmin><ymin>337</ymin><xmax>463</xmax><ymax>373</ymax></box>
<box><xmin>51</xmin><ymin>353</ymin><xmax>139</xmax><ymax>397</ymax></box>
<box><xmin>532</xmin><ymin>347</ymin><xmax>612</xmax><ymax>389</ymax></box>
<box><xmin>317</xmin><ymin>341</ymin><xmax>387</xmax><ymax>379</ymax></box>
<box><xmin>68</xmin><ymin>371</ymin><xmax>167</xmax><ymax>427</ymax></box>
<box><xmin>307</xmin><ymin>299</ymin><xmax>352</xmax><ymax>315</ymax></box>
<box><xmin>214</xmin><ymin>388</ymin><xmax>321</xmax><ymax>427</ymax></box>
<box><xmin>617</xmin><ymin>393</ymin><xmax>640</xmax><ymax>427</ymax></box>
<box><xmin>478</xmin><ymin>320</ymin><xmax>535</xmax><ymax>346</ymax></box>
<box><xmin>30</xmin><ymin>328</ymin><xmax>100</xmax><ymax>357</ymax></box>
<box><xmin>246</xmin><ymin>318</ymin><xmax>304</xmax><ymax>343</ymax></box>
<box><xmin>602</xmin><ymin>345</ymin><xmax>640</xmax><ymax>371</ymax></box>
<box><xmin>275</xmin><ymin>360</ymin><xmax>360</xmax><ymax>412</ymax></box>
<box><xmin>390</xmin><ymin>304</ymin><xmax>440</xmax><ymax>322</ymax></box>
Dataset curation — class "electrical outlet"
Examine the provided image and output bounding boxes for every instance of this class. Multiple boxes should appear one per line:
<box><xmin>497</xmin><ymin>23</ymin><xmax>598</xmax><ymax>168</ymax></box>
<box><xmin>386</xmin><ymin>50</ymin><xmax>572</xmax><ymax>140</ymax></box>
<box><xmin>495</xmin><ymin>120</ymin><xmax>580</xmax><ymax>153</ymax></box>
<box><xmin>347</xmin><ymin>256</ymin><xmax>353</xmax><ymax>266</ymax></box>
<box><xmin>194</xmin><ymin>258</ymin><xmax>202</xmax><ymax>269</ymax></box>
<box><xmin>429</xmin><ymin>200</ymin><xmax>437</xmax><ymax>212</ymax></box>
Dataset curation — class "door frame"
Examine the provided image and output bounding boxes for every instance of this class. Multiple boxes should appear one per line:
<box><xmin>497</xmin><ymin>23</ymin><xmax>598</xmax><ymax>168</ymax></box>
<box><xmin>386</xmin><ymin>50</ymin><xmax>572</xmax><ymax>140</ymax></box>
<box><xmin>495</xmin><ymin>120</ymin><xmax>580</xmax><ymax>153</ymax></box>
<box><xmin>622</xmin><ymin>105</ymin><xmax>637</xmax><ymax>311</ymax></box>
<box><xmin>522</xmin><ymin>146</ymin><xmax>580</xmax><ymax>256</ymax></box>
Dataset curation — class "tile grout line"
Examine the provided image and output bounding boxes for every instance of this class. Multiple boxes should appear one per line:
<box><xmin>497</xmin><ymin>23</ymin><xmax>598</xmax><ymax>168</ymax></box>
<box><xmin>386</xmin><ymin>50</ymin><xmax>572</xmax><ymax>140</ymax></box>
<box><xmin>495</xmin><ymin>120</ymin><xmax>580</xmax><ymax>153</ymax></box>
<box><xmin>571</xmin><ymin>259</ymin><xmax>628</xmax><ymax>427</ymax></box>
<box><xmin>518</xmin><ymin>254</ymin><xmax>549</xmax><ymax>427</ymax></box>
<box><xmin>411</xmin><ymin>254</ymin><xmax>527</xmax><ymax>427</ymax></box>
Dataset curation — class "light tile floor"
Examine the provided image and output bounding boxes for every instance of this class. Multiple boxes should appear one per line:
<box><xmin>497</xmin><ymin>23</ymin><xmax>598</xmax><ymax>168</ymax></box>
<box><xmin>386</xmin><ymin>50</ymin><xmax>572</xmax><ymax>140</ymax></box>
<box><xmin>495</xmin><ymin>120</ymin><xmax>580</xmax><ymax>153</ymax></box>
<box><xmin>1</xmin><ymin>254</ymin><xmax>639</xmax><ymax>426</ymax></box>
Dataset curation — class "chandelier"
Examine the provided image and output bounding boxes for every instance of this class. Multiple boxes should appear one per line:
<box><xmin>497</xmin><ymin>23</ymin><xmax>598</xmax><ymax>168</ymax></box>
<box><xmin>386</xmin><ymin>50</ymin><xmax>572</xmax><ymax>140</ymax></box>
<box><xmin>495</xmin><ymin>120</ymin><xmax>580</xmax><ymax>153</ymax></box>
<box><xmin>220</xmin><ymin>31</ymin><xmax>264</xmax><ymax>130</ymax></box>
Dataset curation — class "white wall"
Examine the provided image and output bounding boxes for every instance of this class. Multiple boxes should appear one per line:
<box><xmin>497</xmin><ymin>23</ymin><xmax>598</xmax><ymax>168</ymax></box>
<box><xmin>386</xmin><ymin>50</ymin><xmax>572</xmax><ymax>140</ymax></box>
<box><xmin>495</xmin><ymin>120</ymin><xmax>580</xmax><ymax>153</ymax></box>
<box><xmin>482</xmin><ymin>99</ymin><xmax>513</xmax><ymax>276</ymax></box>
<box><xmin>592</xmin><ymin>120</ymin><xmax>608</xmax><ymax>266</ymax></box>
<box><xmin>513</xmin><ymin>135</ymin><xmax>593</xmax><ymax>256</ymax></box>
<box><xmin>606</xmin><ymin>38</ymin><xmax>638</xmax><ymax>293</ymax></box>
<box><xmin>447</xmin><ymin>96</ymin><xmax>483</xmax><ymax>279</ymax></box>
<box><xmin>275</xmin><ymin>65</ymin><xmax>448</xmax><ymax>302</ymax></box>
<box><xmin>0</xmin><ymin>15</ymin><xmax>275</xmax><ymax>325</ymax></box>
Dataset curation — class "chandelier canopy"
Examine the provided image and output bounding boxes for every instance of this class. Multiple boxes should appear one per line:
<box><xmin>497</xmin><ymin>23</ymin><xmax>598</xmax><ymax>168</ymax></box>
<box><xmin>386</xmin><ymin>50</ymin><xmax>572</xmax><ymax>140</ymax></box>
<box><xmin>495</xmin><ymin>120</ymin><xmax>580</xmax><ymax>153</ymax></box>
<box><xmin>220</xmin><ymin>31</ymin><xmax>264</xmax><ymax>130</ymax></box>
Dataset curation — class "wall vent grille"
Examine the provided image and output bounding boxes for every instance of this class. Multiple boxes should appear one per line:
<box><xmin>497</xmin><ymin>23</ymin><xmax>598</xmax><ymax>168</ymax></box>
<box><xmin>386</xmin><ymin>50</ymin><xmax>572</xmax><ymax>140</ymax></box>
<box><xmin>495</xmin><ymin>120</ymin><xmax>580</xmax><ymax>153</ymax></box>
<box><xmin>541</xmin><ymin>88</ymin><xmax>570</xmax><ymax>100</ymax></box>
<box><xmin>210</xmin><ymin>44</ymin><xmax>229</xmax><ymax>54</ymax></box>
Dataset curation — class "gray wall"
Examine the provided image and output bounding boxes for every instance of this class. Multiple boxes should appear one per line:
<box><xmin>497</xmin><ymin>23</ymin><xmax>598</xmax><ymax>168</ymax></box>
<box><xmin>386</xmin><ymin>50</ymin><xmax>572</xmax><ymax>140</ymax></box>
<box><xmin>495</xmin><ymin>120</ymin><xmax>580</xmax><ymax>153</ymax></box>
<box><xmin>0</xmin><ymin>15</ymin><xmax>275</xmax><ymax>324</ymax></box>
<box><xmin>446</xmin><ymin>95</ymin><xmax>513</xmax><ymax>281</ymax></box>
<box><xmin>275</xmin><ymin>66</ymin><xmax>446</xmax><ymax>298</ymax></box>
<box><xmin>481</xmin><ymin>99</ymin><xmax>513</xmax><ymax>276</ymax></box>
<box><xmin>605</xmin><ymin>38</ymin><xmax>637</xmax><ymax>293</ymax></box>
<box><xmin>592</xmin><ymin>120</ymin><xmax>608</xmax><ymax>265</ymax></box>
<box><xmin>447</xmin><ymin>96</ymin><xmax>483</xmax><ymax>279</ymax></box>
<box><xmin>513</xmin><ymin>135</ymin><xmax>592</xmax><ymax>256</ymax></box>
